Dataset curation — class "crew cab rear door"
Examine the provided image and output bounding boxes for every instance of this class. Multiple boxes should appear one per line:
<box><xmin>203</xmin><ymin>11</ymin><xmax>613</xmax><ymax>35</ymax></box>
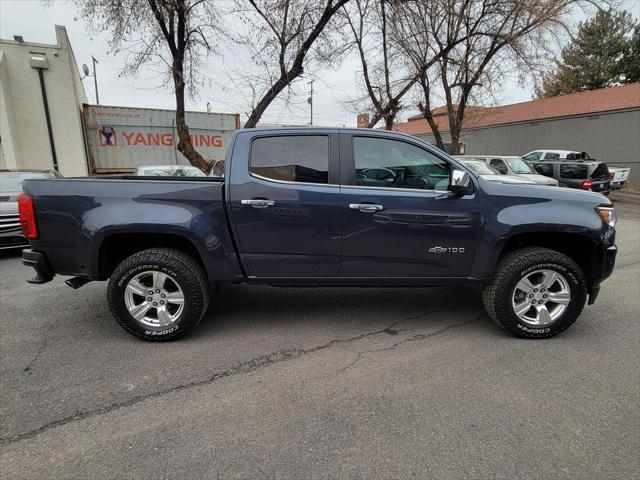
<box><xmin>339</xmin><ymin>133</ymin><xmax>480</xmax><ymax>279</ymax></box>
<box><xmin>227</xmin><ymin>131</ymin><xmax>341</xmax><ymax>278</ymax></box>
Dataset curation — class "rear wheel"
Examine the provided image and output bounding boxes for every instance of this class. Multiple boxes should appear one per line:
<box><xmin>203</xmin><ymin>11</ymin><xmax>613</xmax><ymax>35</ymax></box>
<box><xmin>482</xmin><ymin>247</ymin><xmax>587</xmax><ymax>338</ymax></box>
<box><xmin>107</xmin><ymin>248</ymin><xmax>209</xmax><ymax>341</ymax></box>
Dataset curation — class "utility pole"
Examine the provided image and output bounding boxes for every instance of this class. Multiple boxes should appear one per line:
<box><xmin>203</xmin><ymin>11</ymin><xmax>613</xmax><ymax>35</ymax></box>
<box><xmin>307</xmin><ymin>79</ymin><xmax>314</xmax><ymax>126</ymax></box>
<box><xmin>92</xmin><ymin>56</ymin><xmax>100</xmax><ymax>105</ymax></box>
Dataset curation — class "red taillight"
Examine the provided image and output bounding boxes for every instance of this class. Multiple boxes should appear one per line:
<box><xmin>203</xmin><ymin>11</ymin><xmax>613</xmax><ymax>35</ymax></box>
<box><xmin>580</xmin><ymin>180</ymin><xmax>593</xmax><ymax>190</ymax></box>
<box><xmin>17</xmin><ymin>193</ymin><xmax>38</xmax><ymax>239</ymax></box>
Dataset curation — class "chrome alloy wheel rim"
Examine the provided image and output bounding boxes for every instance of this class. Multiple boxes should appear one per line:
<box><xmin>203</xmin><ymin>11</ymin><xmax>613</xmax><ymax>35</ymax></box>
<box><xmin>511</xmin><ymin>269</ymin><xmax>571</xmax><ymax>327</ymax></box>
<box><xmin>124</xmin><ymin>271</ymin><xmax>185</xmax><ymax>328</ymax></box>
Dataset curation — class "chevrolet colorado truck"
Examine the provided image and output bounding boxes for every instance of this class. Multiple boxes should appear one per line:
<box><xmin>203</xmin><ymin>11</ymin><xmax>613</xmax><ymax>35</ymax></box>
<box><xmin>19</xmin><ymin>128</ymin><xmax>617</xmax><ymax>341</ymax></box>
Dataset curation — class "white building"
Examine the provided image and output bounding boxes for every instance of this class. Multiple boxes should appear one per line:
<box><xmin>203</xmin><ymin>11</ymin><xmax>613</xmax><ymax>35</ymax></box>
<box><xmin>0</xmin><ymin>25</ymin><xmax>88</xmax><ymax>176</ymax></box>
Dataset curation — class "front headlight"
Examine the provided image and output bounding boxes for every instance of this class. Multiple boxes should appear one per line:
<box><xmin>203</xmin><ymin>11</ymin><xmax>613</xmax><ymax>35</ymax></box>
<box><xmin>596</xmin><ymin>206</ymin><xmax>617</xmax><ymax>227</ymax></box>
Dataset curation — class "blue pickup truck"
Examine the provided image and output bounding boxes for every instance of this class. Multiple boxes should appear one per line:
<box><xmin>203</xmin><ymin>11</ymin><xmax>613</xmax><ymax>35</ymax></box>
<box><xmin>19</xmin><ymin>128</ymin><xmax>617</xmax><ymax>341</ymax></box>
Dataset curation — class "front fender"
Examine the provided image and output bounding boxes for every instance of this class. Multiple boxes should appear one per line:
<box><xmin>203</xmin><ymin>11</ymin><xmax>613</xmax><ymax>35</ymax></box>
<box><xmin>469</xmin><ymin>187</ymin><xmax>608</xmax><ymax>281</ymax></box>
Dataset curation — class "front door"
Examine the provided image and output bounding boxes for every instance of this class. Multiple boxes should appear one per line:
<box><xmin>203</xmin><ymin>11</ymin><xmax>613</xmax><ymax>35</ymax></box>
<box><xmin>228</xmin><ymin>132</ymin><xmax>341</xmax><ymax>278</ymax></box>
<box><xmin>339</xmin><ymin>134</ymin><xmax>481</xmax><ymax>279</ymax></box>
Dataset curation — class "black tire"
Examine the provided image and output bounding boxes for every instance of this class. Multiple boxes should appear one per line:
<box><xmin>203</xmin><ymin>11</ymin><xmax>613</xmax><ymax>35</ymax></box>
<box><xmin>107</xmin><ymin>248</ymin><xmax>209</xmax><ymax>341</ymax></box>
<box><xmin>481</xmin><ymin>247</ymin><xmax>587</xmax><ymax>339</ymax></box>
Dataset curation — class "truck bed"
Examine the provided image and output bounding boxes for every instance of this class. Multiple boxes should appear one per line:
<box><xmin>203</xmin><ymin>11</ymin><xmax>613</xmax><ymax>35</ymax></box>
<box><xmin>22</xmin><ymin>176</ymin><xmax>242</xmax><ymax>282</ymax></box>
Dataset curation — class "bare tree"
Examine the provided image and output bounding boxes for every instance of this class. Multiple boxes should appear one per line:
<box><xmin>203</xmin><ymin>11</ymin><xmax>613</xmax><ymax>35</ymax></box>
<box><xmin>235</xmin><ymin>0</ymin><xmax>351</xmax><ymax>128</ymax></box>
<box><xmin>77</xmin><ymin>0</ymin><xmax>219</xmax><ymax>172</ymax></box>
<box><xmin>340</xmin><ymin>0</ymin><xmax>410</xmax><ymax>129</ymax></box>
<box><xmin>408</xmin><ymin>0</ymin><xmax>595</xmax><ymax>154</ymax></box>
<box><xmin>343</xmin><ymin>0</ymin><xmax>491</xmax><ymax>129</ymax></box>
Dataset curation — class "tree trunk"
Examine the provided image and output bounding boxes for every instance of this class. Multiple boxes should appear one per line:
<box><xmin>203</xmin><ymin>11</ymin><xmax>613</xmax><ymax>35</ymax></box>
<box><xmin>448</xmin><ymin>101</ymin><xmax>466</xmax><ymax>155</ymax></box>
<box><xmin>449</xmin><ymin>129</ymin><xmax>461</xmax><ymax>155</ymax></box>
<box><xmin>417</xmin><ymin>80</ymin><xmax>445</xmax><ymax>151</ymax></box>
<box><xmin>367</xmin><ymin>106</ymin><xmax>398</xmax><ymax>129</ymax></box>
<box><xmin>422</xmin><ymin>110</ymin><xmax>445</xmax><ymax>151</ymax></box>
<box><xmin>367</xmin><ymin>111</ymin><xmax>381</xmax><ymax>128</ymax></box>
<box><xmin>173</xmin><ymin>65</ymin><xmax>212</xmax><ymax>173</ymax></box>
<box><xmin>244</xmin><ymin>65</ymin><xmax>303</xmax><ymax>128</ymax></box>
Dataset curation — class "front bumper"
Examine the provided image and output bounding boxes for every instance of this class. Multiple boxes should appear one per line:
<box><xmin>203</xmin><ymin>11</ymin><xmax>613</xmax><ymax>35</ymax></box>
<box><xmin>601</xmin><ymin>245</ymin><xmax>617</xmax><ymax>282</ymax></box>
<box><xmin>587</xmin><ymin>243</ymin><xmax>617</xmax><ymax>305</ymax></box>
<box><xmin>610</xmin><ymin>181</ymin><xmax>628</xmax><ymax>190</ymax></box>
<box><xmin>22</xmin><ymin>249</ymin><xmax>54</xmax><ymax>284</ymax></box>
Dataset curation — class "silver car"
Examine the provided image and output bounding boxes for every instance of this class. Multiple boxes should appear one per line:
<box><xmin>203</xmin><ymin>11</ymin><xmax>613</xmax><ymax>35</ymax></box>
<box><xmin>0</xmin><ymin>169</ymin><xmax>61</xmax><ymax>250</ymax></box>
<box><xmin>454</xmin><ymin>155</ymin><xmax>558</xmax><ymax>186</ymax></box>
<box><xmin>134</xmin><ymin>165</ymin><xmax>206</xmax><ymax>177</ymax></box>
<box><xmin>457</xmin><ymin>159</ymin><xmax>536</xmax><ymax>184</ymax></box>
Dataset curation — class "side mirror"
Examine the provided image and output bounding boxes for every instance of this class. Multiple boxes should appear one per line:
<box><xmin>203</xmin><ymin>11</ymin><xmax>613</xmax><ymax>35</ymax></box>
<box><xmin>450</xmin><ymin>170</ymin><xmax>473</xmax><ymax>196</ymax></box>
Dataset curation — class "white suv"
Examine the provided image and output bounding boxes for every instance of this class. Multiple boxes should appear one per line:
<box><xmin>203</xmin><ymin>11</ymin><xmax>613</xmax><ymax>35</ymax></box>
<box><xmin>522</xmin><ymin>150</ymin><xmax>591</xmax><ymax>161</ymax></box>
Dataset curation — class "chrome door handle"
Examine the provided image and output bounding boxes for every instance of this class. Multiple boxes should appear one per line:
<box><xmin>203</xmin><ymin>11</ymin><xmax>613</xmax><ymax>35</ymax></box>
<box><xmin>241</xmin><ymin>199</ymin><xmax>275</xmax><ymax>208</ymax></box>
<box><xmin>349</xmin><ymin>203</ymin><xmax>383</xmax><ymax>213</ymax></box>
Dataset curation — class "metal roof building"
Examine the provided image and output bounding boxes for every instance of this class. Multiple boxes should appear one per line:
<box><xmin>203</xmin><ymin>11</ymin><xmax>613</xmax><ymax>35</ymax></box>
<box><xmin>393</xmin><ymin>83</ymin><xmax>640</xmax><ymax>188</ymax></box>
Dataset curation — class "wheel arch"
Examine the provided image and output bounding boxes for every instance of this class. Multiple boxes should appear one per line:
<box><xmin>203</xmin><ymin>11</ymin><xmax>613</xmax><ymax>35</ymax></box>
<box><xmin>494</xmin><ymin>231</ymin><xmax>602</xmax><ymax>289</ymax></box>
<box><xmin>97</xmin><ymin>232</ymin><xmax>209</xmax><ymax>280</ymax></box>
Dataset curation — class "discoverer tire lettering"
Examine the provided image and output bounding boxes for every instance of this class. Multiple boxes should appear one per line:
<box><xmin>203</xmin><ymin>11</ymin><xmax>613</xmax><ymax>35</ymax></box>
<box><xmin>482</xmin><ymin>247</ymin><xmax>587</xmax><ymax>339</ymax></box>
<box><xmin>107</xmin><ymin>248</ymin><xmax>209</xmax><ymax>341</ymax></box>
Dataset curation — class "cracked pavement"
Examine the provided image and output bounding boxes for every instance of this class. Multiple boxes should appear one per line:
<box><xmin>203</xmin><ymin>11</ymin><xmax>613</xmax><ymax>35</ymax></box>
<box><xmin>1</xmin><ymin>206</ymin><xmax>638</xmax><ymax>479</ymax></box>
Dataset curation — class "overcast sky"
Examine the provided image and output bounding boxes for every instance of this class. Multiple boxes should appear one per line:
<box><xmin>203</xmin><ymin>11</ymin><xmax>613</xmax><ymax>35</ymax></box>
<box><xmin>1</xmin><ymin>0</ymin><xmax>639</xmax><ymax>127</ymax></box>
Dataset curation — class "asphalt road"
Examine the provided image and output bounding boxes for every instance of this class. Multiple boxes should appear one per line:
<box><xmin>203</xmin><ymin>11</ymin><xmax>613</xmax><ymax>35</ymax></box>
<box><xmin>1</xmin><ymin>200</ymin><xmax>638</xmax><ymax>479</ymax></box>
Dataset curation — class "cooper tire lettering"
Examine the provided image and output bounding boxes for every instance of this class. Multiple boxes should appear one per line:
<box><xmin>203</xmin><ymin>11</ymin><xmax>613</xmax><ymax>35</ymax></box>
<box><xmin>107</xmin><ymin>248</ymin><xmax>209</xmax><ymax>342</ymax></box>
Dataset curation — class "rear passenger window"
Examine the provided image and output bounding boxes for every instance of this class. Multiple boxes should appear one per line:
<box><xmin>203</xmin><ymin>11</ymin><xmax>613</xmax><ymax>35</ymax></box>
<box><xmin>560</xmin><ymin>164</ymin><xmax>588</xmax><ymax>179</ymax></box>
<box><xmin>251</xmin><ymin>136</ymin><xmax>329</xmax><ymax>184</ymax></box>
<box><xmin>532</xmin><ymin>163</ymin><xmax>554</xmax><ymax>177</ymax></box>
<box><xmin>545</xmin><ymin>153</ymin><xmax>560</xmax><ymax>160</ymax></box>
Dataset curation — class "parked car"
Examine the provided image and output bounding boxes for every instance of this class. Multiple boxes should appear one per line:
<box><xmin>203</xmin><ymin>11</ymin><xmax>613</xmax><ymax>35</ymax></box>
<box><xmin>608</xmin><ymin>166</ymin><xmax>631</xmax><ymax>190</ymax></box>
<box><xmin>454</xmin><ymin>158</ymin><xmax>536</xmax><ymax>185</ymax></box>
<box><xmin>0</xmin><ymin>169</ymin><xmax>61</xmax><ymax>250</ymax></box>
<box><xmin>522</xmin><ymin>150</ymin><xmax>592</xmax><ymax>161</ymax></box>
<box><xmin>455</xmin><ymin>155</ymin><xmax>558</xmax><ymax>186</ymax></box>
<box><xmin>134</xmin><ymin>165</ymin><xmax>206</xmax><ymax>177</ymax></box>
<box><xmin>20</xmin><ymin>128</ymin><xmax>617</xmax><ymax>341</ymax></box>
<box><xmin>210</xmin><ymin>160</ymin><xmax>225</xmax><ymax>177</ymax></box>
<box><xmin>522</xmin><ymin>150</ymin><xmax>631</xmax><ymax>191</ymax></box>
<box><xmin>526</xmin><ymin>160</ymin><xmax>611</xmax><ymax>194</ymax></box>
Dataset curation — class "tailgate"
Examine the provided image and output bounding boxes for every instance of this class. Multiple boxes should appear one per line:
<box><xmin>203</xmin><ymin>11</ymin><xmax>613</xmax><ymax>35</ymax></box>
<box><xmin>591</xmin><ymin>179</ymin><xmax>610</xmax><ymax>192</ymax></box>
<box><xmin>616</xmin><ymin>169</ymin><xmax>630</xmax><ymax>181</ymax></box>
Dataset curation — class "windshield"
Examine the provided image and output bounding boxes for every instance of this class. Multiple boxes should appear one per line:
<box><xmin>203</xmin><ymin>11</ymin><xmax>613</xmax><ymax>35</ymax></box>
<box><xmin>463</xmin><ymin>161</ymin><xmax>498</xmax><ymax>175</ymax></box>
<box><xmin>506</xmin><ymin>158</ymin><xmax>534</xmax><ymax>174</ymax></box>
<box><xmin>0</xmin><ymin>171</ymin><xmax>53</xmax><ymax>192</ymax></box>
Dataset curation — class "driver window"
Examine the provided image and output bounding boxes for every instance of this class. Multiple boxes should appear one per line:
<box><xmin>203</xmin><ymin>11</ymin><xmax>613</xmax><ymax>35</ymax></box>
<box><xmin>353</xmin><ymin>137</ymin><xmax>451</xmax><ymax>191</ymax></box>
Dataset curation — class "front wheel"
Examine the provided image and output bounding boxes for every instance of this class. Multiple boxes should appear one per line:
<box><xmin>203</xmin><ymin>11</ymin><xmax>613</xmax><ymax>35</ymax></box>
<box><xmin>482</xmin><ymin>247</ymin><xmax>587</xmax><ymax>339</ymax></box>
<box><xmin>107</xmin><ymin>248</ymin><xmax>209</xmax><ymax>341</ymax></box>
